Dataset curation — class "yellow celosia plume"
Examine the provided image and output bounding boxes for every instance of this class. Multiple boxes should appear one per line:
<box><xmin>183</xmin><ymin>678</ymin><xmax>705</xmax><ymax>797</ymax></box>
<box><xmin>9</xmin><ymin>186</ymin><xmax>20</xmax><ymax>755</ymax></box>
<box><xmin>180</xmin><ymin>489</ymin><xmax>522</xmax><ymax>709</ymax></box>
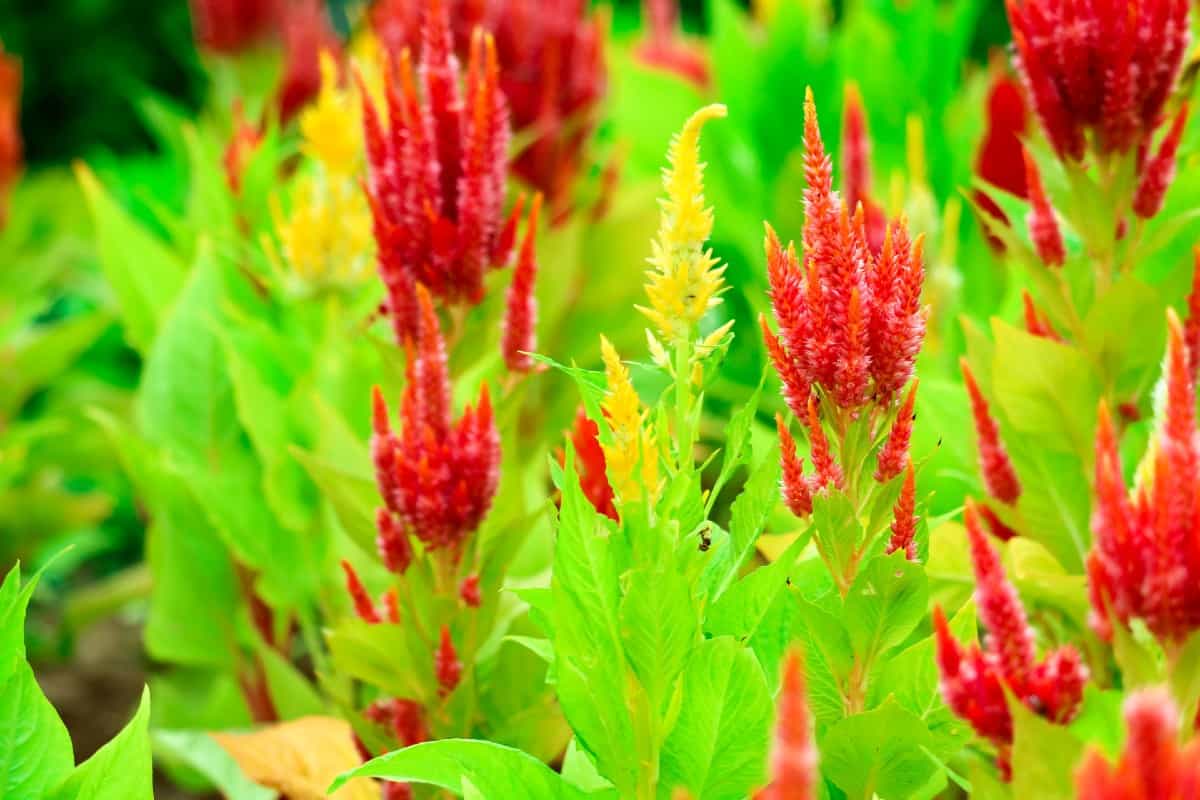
<box><xmin>638</xmin><ymin>104</ymin><xmax>728</xmax><ymax>344</ymax></box>
<box><xmin>600</xmin><ymin>336</ymin><xmax>658</xmax><ymax>503</ymax></box>
<box><xmin>299</xmin><ymin>52</ymin><xmax>361</xmax><ymax>177</ymax></box>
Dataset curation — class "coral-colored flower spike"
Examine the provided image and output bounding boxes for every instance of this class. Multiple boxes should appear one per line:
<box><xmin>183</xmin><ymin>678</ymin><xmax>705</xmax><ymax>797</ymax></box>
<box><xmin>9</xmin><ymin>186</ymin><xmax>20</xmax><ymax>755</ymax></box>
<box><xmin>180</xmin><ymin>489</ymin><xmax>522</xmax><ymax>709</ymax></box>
<box><xmin>777</xmin><ymin>413</ymin><xmax>814</xmax><ymax>519</ymax></box>
<box><xmin>276</xmin><ymin>0</ymin><xmax>341</xmax><ymax>124</ymax></box>
<box><xmin>435</xmin><ymin>625</ymin><xmax>462</xmax><ymax>694</ymax></box>
<box><xmin>370</xmin><ymin>0</ymin><xmax>606</xmax><ymax>215</ymax></box>
<box><xmin>1088</xmin><ymin>310</ymin><xmax>1200</xmax><ymax>646</ymax></box>
<box><xmin>1133</xmin><ymin>103</ymin><xmax>1190</xmax><ymax>220</ymax></box>
<box><xmin>756</xmin><ymin>647</ymin><xmax>818</xmax><ymax>800</ymax></box>
<box><xmin>934</xmin><ymin>502</ymin><xmax>1087</xmax><ymax>776</ymax></box>
<box><xmin>1007</xmin><ymin>0</ymin><xmax>1190</xmax><ymax>162</ymax></box>
<box><xmin>502</xmin><ymin>192</ymin><xmax>543</xmax><ymax>373</ymax></box>
<box><xmin>1186</xmin><ymin>248</ymin><xmax>1200</xmax><ymax>381</ymax></box>
<box><xmin>961</xmin><ymin>358</ymin><xmax>1022</xmax><ymax>505</ymax></box>
<box><xmin>635</xmin><ymin>0</ymin><xmax>710</xmax><ymax>89</ymax></box>
<box><xmin>804</xmin><ymin>395</ymin><xmax>843</xmax><ymax>491</ymax></box>
<box><xmin>1021</xmin><ymin>148</ymin><xmax>1064</xmax><ymax>267</ymax></box>
<box><xmin>875</xmin><ymin>380</ymin><xmax>918</xmax><ymax>482</ymax></box>
<box><xmin>763</xmin><ymin>90</ymin><xmax>925</xmax><ymax>415</ymax></box>
<box><xmin>458</xmin><ymin>574</ymin><xmax>481</xmax><ymax>608</ymax></box>
<box><xmin>372</xmin><ymin>289</ymin><xmax>501</xmax><ymax>556</ymax></box>
<box><xmin>565</xmin><ymin>407</ymin><xmax>618</xmax><ymax>521</ymax></box>
<box><xmin>1074</xmin><ymin>687</ymin><xmax>1200</xmax><ymax>800</ymax></box>
<box><xmin>341</xmin><ymin>560</ymin><xmax>383</xmax><ymax>624</ymax></box>
<box><xmin>977</xmin><ymin>63</ymin><xmax>1029</xmax><ymax>202</ymax></box>
<box><xmin>1022</xmin><ymin>290</ymin><xmax>1062</xmax><ymax>342</ymax></box>
<box><xmin>841</xmin><ymin>82</ymin><xmax>886</xmax><ymax>253</ymax></box>
<box><xmin>887</xmin><ymin>460</ymin><xmax>918</xmax><ymax>561</ymax></box>
<box><xmin>361</xmin><ymin>6</ymin><xmax>516</xmax><ymax>340</ymax></box>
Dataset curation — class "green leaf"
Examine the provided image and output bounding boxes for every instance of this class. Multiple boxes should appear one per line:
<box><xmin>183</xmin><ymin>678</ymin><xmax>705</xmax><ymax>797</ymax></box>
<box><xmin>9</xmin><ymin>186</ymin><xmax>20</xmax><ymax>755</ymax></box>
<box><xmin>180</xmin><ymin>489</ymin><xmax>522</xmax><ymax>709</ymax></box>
<box><xmin>705</xmin><ymin>533</ymin><xmax>807</xmax><ymax>659</ymax></box>
<box><xmin>619</xmin><ymin>567</ymin><xmax>697</xmax><ymax>715</ymax></box>
<box><xmin>810</xmin><ymin>490</ymin><xmax>863</xmax><ymax>590</ymax></box>
<box><xmin>1068</xmin><ymin>685</ymin><xmax>1124</xmax><ymax>760</ymax></box>
<box><xmin>711</xmin><ymin>447</ymin><xmax>780</xmax><ymax>601</ymax></box>
<box><xmin>3</xmin><ymin>310</ymin><xmax>112</xmax><ymax>417</ymax></box>
<box><xmin>820</xmin><ymin>699</ymin><xmax>938</xmax><ymax>800</ymax></box>
<box><xmin>0</xmin><ymin>661</ymin><xmax>74</xmax><ymax>798</ymax></box>
<box><xmin>75</xmin><ymin>163</ymin><xmax>186</xmax><ymax>353</ymax></box>
<box><xmin>46</xmin><ymin>687</ymin><xmax>153</xmax><ymax>800</ymax></box>
<box><xmin>660</xmin><ymin>637</ymin><xmax>772</xmax><ymax>800</ymax></box>
<box><xmin>1009</xmin><ymin>696</ymin><xmax>1085</xmax><ymax>800</ymax></box>
<box><xmin>330</xmin><ymin>739</ymin><xmax>607</xmax><ymax>799</ymax></box>
<box><xmin>844</xmin><ymin>551</ymin><xmax>929</xmax><ymax>661</ymax></box>
<box><xmin>153</xmin><ymin>730</ymin><xmax>277</xmax><ymax>800</ymax></box>
<box><xmin>291</xmin><ymin>446</ymin><xmax>379</xmax><ymax>553</ymax></box>
<box><xmin>259</xmin><ymin>645</ymin><xmax>325</xmax><ymax>720</ymax></box>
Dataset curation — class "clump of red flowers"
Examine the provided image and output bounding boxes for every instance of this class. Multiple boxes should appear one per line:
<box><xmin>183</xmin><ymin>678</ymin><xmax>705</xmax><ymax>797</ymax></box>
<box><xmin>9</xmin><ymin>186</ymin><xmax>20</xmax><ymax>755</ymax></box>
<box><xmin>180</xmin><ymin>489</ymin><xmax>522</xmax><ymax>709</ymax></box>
<box><xmin>1087</xmin><ymin>310</ymin><xmax>1200</xmax><ymax>649</ymax></box>
<box><xmin>933</xmin><ymin>500</ymin><xmax>1087</xmax><ymax>778</ymax></box>
<box><xmin>1074</xmin><ymin>687</ymin><xmax>1200</xmax><ymax>799</ymax></box>
<box><xmin>361</xmin><ymin>2</ymin><xmax>523</xmax><ymax>341</ymax></box>
<box><xmin>0</xmin><ymin>41</ymin><xmax>20</xmax><ymax>229</ymax></box>
<box><xmin>369</xmin><ymin>0</ymin><xmax>606</xmax><ymax>217</ymax></box>
<box><xmin>371</xmin><ymin>286</ymin><xmax>501</xmax><ymax>564</ymax></box>
<box><xmin>1006</xmin><ymin>0</ymin><xmax>1190</xmax><ymax>164</ymax></box>
<box><xmin>754</xmin><ymin>647</ymin><xmax>817</xmax><ymax>800</ymax></box>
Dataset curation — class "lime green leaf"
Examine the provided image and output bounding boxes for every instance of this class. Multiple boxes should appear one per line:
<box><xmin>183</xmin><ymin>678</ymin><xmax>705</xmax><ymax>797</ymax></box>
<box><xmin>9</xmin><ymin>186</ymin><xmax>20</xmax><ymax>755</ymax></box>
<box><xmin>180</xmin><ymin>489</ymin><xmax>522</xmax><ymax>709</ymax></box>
<box><xmin>330</xmin><ymin>739</ymin><xmax>608</xmax><ymax>799</ymax></box>
<box><xmin>1009</xmin><ymin>697</ymin><xmax>1085</xmax><ymax>800</ymax></box>
<box><xmin>292</xmin><ymin>446</ymin><xmax>379</xmax><ymax>553</ymax></box>
<box><xmin>660</xmin><ymin>637</ymin><xmax>772</xmax><ymax>800</ymax></box>
<box><xmin>821</xmin><ymin>699</ymin><xmax>938</xmax><ymax>800</ymax></box>
<box><xmin>844</xmin><ymin>551</ymin><xmax>929</xmax><ymax>661</ymax></box>
<box><xmin>619</xmin><ymin>567</ymin><xmax>697</xmax><ymax>715</ymax></box>
<box><xmin>1068</xmin><ymin>685</ymin><xmax>1124</xmax><ymax>760</ymax></box>
<box><xmin>75</xmin><ymin>163</ymin><xmax>186</xmax><ymax>353</ymax></box>
<box><xmin>153</xmin><ymin>730</ymin><xmax>277</xmax><ymax>800</ymax></box>
<box><xmin>46</xmin><ymin>687</ymin><xmax>152</xmax><ymax>800</ymax></box>
<box><xmin>711</xmin><ymin>447</ymin><xmax>781</xmax><ymax>601</ymax></box>
<box><xmin>3</xmin><ymin>310</ymin><xmax>112</xmax><ymax>417</ymax></box>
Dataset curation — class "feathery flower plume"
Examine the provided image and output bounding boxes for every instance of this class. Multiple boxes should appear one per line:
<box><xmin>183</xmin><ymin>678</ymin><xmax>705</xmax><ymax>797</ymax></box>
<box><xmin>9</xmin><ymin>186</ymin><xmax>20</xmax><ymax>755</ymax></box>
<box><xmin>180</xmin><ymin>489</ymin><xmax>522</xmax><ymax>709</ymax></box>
<box><xmin>763</xmin><ymin>89</ymin><xmax>925</xmax><ymax>415</ymax></box>
<box><xmin>875</xmin><ymin>380</ymin><xmax>918</xmax><ymax>482</ymax></box>
<box><xmin>370</xmin><ymin>0</ymin><xmax>606</xmax><ymax>215</ymax></box>
<box><xmin>1022</xmin><ymin>290</ymin><xmax>1062</xmax><ymax>342</ymax></box>
<box><xmin>974</xmin><ymin>61</ymin><xmax>1029</xmax><ymax>251</ymax></box>
<box><xmin>841</xmin><ymin>83</ymin><xmax>886</xmax><ymax>253</ymax></box>
<box><xmin>435</xmin><ymin>625</ymin><xmax>462</xmax><ymax>694</ymax></box>
<box><xmin>222</xmin><ymin>101</ymin><xmax>261</xmax><ymax>194</ymax></box>
<box><xmin>634</xmin><ymin>0</ymin><xmax>710</xmax><ymax>88</ymax></box>
<box><xmin>599</xmin><ymin>336</ymin><xmax>658</xmax><ymax>504</ymax></box>
<box><xmin>1021</xmin><ymin>148</ymin><xmax>1064</xmax><ymax>267</ymax></box>
<box><xmin>340</xmin><ymin>560</ymin><xmax>398</xmax><ymax>624</ymax></box>
<box><xmin>755</xmin><ymin>647</ymin><xmax>818</xmax><ymax>800</ymax></box>
<box><xmin>961</xmin><ymin>358</ymin><xmax>1022</xmax><ymax>505</ymax></box>
<box><xmin>1006</xmin><ymin>0</ymin><xmax>1190</xmax><ymax>161</ymax></box>
<box><xmin>501</xmin><ymin>193</ymin><xmax>542</xmax><ymax>372</ymax></box>
<box><xmin>887</xmin><ymin>461</ymin><xmax>918</xmax><ymax>561</ymax></box>
<box><xmin>564</xmin><ymin>407</ymin><xmax>617</xmax><ymax>520</ymax></box>
<box><xmin>977</xmin><ymin>503</ymin><xmax>1020</xmax><ymax>542</ymax></box>
<box><xmin>276</xmin><ymin>0</ymin><xmax>341</xmax><ymax>124</ymax></box>
<box><xmin>777</xmin><ymin>413</ymin><xmax>814</xmax><ymax>518</ymax></box>
<box><xmin>804</xmin><ymin>395</ymin><xmax>843</xmax><ymax>491</ymax></box>
<box><xmin>372</xmin><ymin>287</ymin><xmax>502</xmax><ymax>558</ymax></box>
<box><xmin>1074</xmin><ymin>687</ymin><xmax>1200</xmax><ymax>799</ymax></box>
<box><xmin>299</xmin><ymin>51</ymin><xmax>361</xmax><ymax>176</ymax></box>
<box><xmin>458</xmin><ymin>575</ymin><xmax>481</xmax><ymax>608</ymax></box>
<box><xmin>1087</xmin><ymin>310</ymin><xmax>1200</xmax><ymax>646</ymax></box>
<box><xmin>935</xmin><ymin>501</ymin><xmax>1087</xmax><ymax>777</ymax></box>
<box><xmin>0</xmin><ymin>42</ymin><xmax>20</xmax><ymax>228</ymax></box>
<box><xmin>361</xmin><ymin>4</ymin><xmax>515</xmax><ymax>340</ymax></box>
<box><xmin>1133</xmin><ymin>104</ymin><xmax>1190</xmax><ymax>220</ymax></box>
<box><xmin>638</xmin><ymin>104</ymin><xmax>728</xmax><ymax>345</ymax></box>
<box><xmin>189</xmin><ymin>0</ymin><xmax>278</xmax><ymax>53</ymax></box>
<box><xmin>365</xmin><ymin>697</ymin><xmax>429</xmax><ymax>748</ymax></box>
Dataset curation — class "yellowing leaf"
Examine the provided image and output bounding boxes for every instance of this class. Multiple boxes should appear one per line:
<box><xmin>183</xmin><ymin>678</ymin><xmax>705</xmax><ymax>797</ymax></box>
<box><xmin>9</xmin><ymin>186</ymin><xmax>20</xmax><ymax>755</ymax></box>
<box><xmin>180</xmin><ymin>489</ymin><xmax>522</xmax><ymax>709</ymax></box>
<box><xmin>212</xmin><ymin>716</ymin><xmax>379</xmax><ymax>800</ymax></box>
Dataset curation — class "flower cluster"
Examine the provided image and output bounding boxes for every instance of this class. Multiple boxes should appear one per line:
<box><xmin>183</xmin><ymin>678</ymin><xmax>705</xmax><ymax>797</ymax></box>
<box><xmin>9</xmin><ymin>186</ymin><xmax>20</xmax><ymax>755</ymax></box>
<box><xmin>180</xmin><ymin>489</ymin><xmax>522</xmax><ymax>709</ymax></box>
<box><xmin>840</xmin><ymin>84</ymin><xmax>886</xmax><ymax>255</ymax></box>
<box><xmin>0</xmin><ymin>41</ymin><xmax>20</xmax><ymax>228</ymax></box>
<box><xmin>371</xmin><ymin>287</ymin><xmax>501</xmax><ymax>564</ymax></box>
<box><xmin>360</xmin><ymin>2</ymin><xmax>521</xmax><ymax>341</ymax></box>
<box><xmin>599</xmin><ymin>336</ymin><xmax>658</xmax><ymax>505</ymax></box>
<box><xmin>1007</xmin><ymin>0</ymin><xmax>1190</xmax><ymax>164</ymax></box>
<box><xmin>1074</xmin><ymin>687</ymin><xmax>1200</xmax><ymax>799</ymax></box>
<box><xmin>934</xmin><ymin>500</ymin><xmax>1087</xmax><ymax>777</ymax></box>
<box><xmin>500</xmin><ymin>192</ymin><xmax>542</xmax><ymax>373</ymax></box>
<box><xmin>763</xmin><ymin>89</ymin><xmax>925</xmax><ymax>417</ymax></box>
<box><xmin>1087</xmin><ymin>310</ymin><xmax>1200</xmax><ymax>647</ymax></box>
<box><xmin>189</xmin><ymin>0</ymin><xmax>278</xmax><ymax>53</ymax></box>
<box><xmin>635</xmin><ymin>0</ymin><xmax>710</xmax><ymax>89</ymax></box>
<box><xmin>369</xmin><ymin>0</ymin><xmax>606</xmax><ymax>215</ymax></box>
<box><xmin>754</xmin><ymin>648</ymin><xmax>818</xmax><ymax>800</ymax></box>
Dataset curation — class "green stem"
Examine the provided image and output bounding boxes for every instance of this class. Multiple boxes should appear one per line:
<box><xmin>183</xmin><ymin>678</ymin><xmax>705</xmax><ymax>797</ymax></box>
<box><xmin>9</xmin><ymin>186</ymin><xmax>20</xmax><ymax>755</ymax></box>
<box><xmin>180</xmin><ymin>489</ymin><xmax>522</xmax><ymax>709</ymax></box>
<box><xmin>674</xmin><ymin>337</ymin><xmax>693</xmax><ymax>472</ymax></box>
<box><xmin>62</xmin><ymin>563</ymin><xmax>152</xmax><ymax>632</ymax></box>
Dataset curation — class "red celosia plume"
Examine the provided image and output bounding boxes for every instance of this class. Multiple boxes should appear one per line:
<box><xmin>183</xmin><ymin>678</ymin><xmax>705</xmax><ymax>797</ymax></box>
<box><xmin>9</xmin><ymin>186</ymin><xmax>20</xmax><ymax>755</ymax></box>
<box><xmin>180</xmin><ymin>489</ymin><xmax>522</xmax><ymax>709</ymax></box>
<box><xmin>563</xmin><ymin>407</ymin><xmax>617</xmax><ymax>521</ymax></box>
<box><xmin>1133</xmin><ymin>103</ymin><xmax>1190</xmax><ymax>220</ymax></box>
<box><xmin>1021</xmin><ymin>148</ymin><xmax>1065</xmax><ymax>267</ymax></box>
<box><xmin>961</xmin><ymin>358</ymin><xmax>1022</xmax><ymax>505</ymax></box>
<box><xmin>1021</xmin><ymin>290</ymin><xmax>1062</xmax><ymax>343</ymax></box>
<box><xmin>501</xmin><ymin>192</ymin><xmax>542</xmax><ymax>373</ymax></box>
<box><xmin>755</xmin><ymin>647</ymin><xmax>818</xmax><ymax>800</ymax></box>
<box><xmin>276</xmin><ymin>0</ymin><xmax>341</xmax><ymax>123</ymax></box>
<box><xmin>840</xmin><ymin>83</ymin><xmax>886</xmax><ymax>254</ymax></box>
<box><xmin>361</xmin><ymin>3</ymin><xmax>516</xmax><ymax>340</ymax></box>
<box><xmin>634</xmin><ymin>0</ymin><xmax>710</xmax><ymax>89</ymax></box>
<box><xmin>934</xmin><ymin>500</ymin><xmax>1087</xmax><ymax>777</ymax></box>
<box><xmin>370</xmin><ymin>0</ymin><xmax>606</xmax><ymax>216</ymax></box>
<box><xmin>0</xmin><ymin>42</ymin><xmax>20</xmax><ymax>229</ymax></box>
<box><xmin>1006</xmin><ymin>0</ymin><xmax>1190</xmax><ymax>161</ymax></box>
<box><xmin>372</xmin><ymin>287</ymin><xmax>502</xmax><ymax>559</ymax></box>
<box><xmin>435</xmin><ymin>625</ymin><xmax>462</xmax><ymax>694</ymax></box>
<box><xmin>189</xmin><ymin>0</ymin><xmax>279</xmax><ymax>53</ymax></box>
<box><xmin>875</xmin><ymin>380</ymin><xmax>918</xmax><ymax>482</ymax></box>
<box><xmin>762</xmin><ymin>90</ymin><xmax>925</xmax><ymax>417</ymax></box>
<box><xmin>777</xmin><ymin>413</ymin><xmax>814</xmax><ymax>519</ymax></box>
<box><xmin>1074</xmin><ymin>687</ymin><xmax>1200</xmax><ymax>799</ymax></box>
<box><xmin>340</xmin><ymin>560</ymin><xmax>400</xmax><ymax>624</ymax></box>
<box><xmin>886</xmin><ymin>460</ymin><xmax>918</xmax><ymax>561</ymax></box>
<box><xmin>1087</xmin><ymin>310</ymin><xmax>1200</xmax><ymax>646</ymax></box>
<box><xmin>974</xmin><ymin>63</ymin><xmax>1029</xmax><ymax>251</ymax></box>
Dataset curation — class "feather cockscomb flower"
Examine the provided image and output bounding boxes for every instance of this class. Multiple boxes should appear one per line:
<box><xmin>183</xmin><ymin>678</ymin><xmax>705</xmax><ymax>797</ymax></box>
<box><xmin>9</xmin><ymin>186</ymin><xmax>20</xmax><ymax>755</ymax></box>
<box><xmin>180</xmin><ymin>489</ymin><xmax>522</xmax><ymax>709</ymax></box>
<box><xmin>563</xmin><ymin>407</ymin><xmax>617</xmax><ymax>521</ymax></box>
<box><xmin>501</xmin><ymin>193</ymin><xmax>542</xmax><ymax>373</ymax></box>
<box><xmin>1087</xmin><ymin>310</ymin><xmax>1200</xmax><ymax>648</ymax></box>
<box><xmin>635</xmin><ymin>0</ymin><xmax>710</xmax><ymax>89</ymax></box>
<box><xmin>961</xmin><ymin>358</ymin><xmax>1022</xmax><ymax>506</ymax></box>
<box><xmin>1006</xmin><ymin>0</ymin><xmax>1190</xmax><ymax>163</ymax></box>
<box><xmin>599</xmin><ymin>336</ymin><xmax>658</xmax><ymax>505</ymax></box>
<box><xmin>934</xmin><ymin>500</ymin><xmax>1088</xmax><ymax>778</ymax></box>
<box><xmin>276</xmin><ymin>0</ymin><xmax>342</xmax><ymax>124</ymax></box>
<box><xmin>0</xmin><ymin>42</ymin><xmax>21</xmax><ymax>228</ymax></box>
<box><xmin>361</xmin><ymin>2</ymin><xmax>523</xmax><ymax>340</ymax></box>
<box><xmin>762</xmin><ymin>89</ymin><xmax>925</xmax><ymax>416</ymax></box>
<box><xmin>371</xmin><ymin>287</ymin><xmax>501</xmax><ymax>561</ymax></box>
<box><xmin>754</xmin><ymin>647</ymin><xmax>818</xmax><ymax>800</ymax></box>
<box><xmin>638</xmin><ymin>103</ymin><xmax>728</xmax><ymax>346</ymax></box>
<box><xmin>370</xmin><ymin>0</ymin><xmax>606</xmax><ymax>217</ymax></box>
<box><xmin>1074</xmin><ymin>687</ymin><xmax>1200</xmax><ymax>799</ymax></box>
<box><xmin>840</xmin><ymin>83</ymin><xmax>886</xmax><ymax>254</ymax></box>
<box><xmin>189</xmin><ymin>0</ymin><xmax>278</xmax><ymax>53</ymax></box>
